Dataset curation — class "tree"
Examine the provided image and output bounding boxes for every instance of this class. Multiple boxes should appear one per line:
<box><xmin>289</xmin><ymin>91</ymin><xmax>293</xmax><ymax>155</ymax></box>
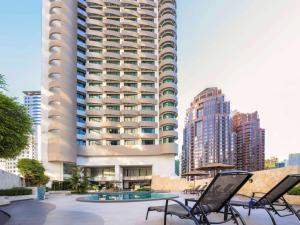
<box><xmin>0</xmin><ymin>81</ymin><xmax>32</xmax><ymax>158</ymax></box>
<box><xmin>0</xmin><ymin>74</ymin><xmax>7</xmax><ymax>92</ymax></box>
<box><xmin>17</xmin><ymin>159</ymin><xmax>49</xmax><ymax>186</ymax></box>
<box><xmin>70</xmin><ymin>166</ymin><xmax>89</xmax><ymax>193</ymax></box>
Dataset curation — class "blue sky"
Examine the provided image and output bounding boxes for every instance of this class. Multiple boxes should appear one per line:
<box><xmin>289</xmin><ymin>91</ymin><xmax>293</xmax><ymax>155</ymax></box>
<box><xmin>1</xmin><ymin>1</ymin><xmax>300</xmax><ymax>160</ymax></box>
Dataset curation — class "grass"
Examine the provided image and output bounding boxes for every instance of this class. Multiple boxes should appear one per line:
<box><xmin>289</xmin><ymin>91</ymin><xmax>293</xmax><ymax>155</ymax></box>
<box><xmin>288</xmin><ymin>185</ymin><xmax>300</xmax><ymax>195</ymax></box>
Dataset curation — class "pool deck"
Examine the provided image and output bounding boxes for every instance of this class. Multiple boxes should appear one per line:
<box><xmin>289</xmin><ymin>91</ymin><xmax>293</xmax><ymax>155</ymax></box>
<box><xmin>1</xmin><ymin>193</ymin><xmax>300</xmax><ymax>225</ymax></box>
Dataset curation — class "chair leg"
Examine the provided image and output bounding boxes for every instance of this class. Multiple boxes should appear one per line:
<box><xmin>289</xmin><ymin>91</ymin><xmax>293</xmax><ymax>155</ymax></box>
<box><xmin>248</xmin><ymin>207</ymin><xmax>251</xmax><ymax>216</ymax></box>
<box><xmin>145</xmin><ymin>208</ymin><xmax>150</xmax><ymax>220</ymax></box>
<box><xmin>262</xmin><ymin>206</ymin><xmax>277</xmax><ymax>225</ymax></box>
<box><xmin>164</xmin><ymin>211</ymin><xmax>167</xmax><ymax>225</ymax></box>
<box><xmin>231</xmin><ymin>206</ymin><xmax>246</xmax><ymax>225</ymax></box>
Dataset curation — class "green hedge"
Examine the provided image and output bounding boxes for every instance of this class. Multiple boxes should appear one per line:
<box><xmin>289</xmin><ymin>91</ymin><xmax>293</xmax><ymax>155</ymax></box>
<box><xmin>136</xmin><ymin>187</ymin><xmax>151</xmax><ymax>192</ymax></box>
<box><xmin>288</xmin><ymin>185</ymin><xmax>300</xmax><ymax>195</ymax></box>
<box><xmin>0</xmin><ymin>187</ymin><xmax>32</xmax><ymax>196</ymax></box>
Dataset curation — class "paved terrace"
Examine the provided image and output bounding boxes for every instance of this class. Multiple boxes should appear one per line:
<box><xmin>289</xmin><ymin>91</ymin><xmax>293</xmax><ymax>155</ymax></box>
<box><xmin>1</xmin><ymin>194</ymin><xmax>299</xmax><ymax>225</ymax></box>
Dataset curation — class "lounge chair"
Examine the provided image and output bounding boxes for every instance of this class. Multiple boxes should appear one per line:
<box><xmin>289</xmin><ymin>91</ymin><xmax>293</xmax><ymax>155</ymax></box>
<box><xmin>146</xmin><ymin>170</ymin><xmax>252</xmax><ymax>225</ymax></box>
<box><xmin>192</xmin><ymin>184</ymin><xmax>208</xmax><ymax>196</ymax></box>
<box><xmin>231</xmin><ymin>174</ymin><xmax>300</xmax><ymax>225</ymax></box>
<box><xmin>0</xmin><ymin>209</ymin><xmax>10</xmax><ymax>225</ymax></box>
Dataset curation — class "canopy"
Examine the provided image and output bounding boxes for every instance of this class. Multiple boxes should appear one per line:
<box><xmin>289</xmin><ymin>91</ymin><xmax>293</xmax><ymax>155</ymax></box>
<box><xmin>196</xmin><ymin>163</ymin><xmax>235</xmax><ymax>176</ymax></box>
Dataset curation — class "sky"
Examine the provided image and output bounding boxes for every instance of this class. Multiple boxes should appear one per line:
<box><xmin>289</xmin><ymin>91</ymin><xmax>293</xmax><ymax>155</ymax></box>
<box><xmin>1</xmin><ymin>1</ymin><xmax>300</xmax><ymax>160</ymax></box>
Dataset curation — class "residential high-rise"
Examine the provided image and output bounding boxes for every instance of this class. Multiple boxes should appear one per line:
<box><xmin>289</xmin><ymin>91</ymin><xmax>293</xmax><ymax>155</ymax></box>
<box><xmin>42</xmin><ymin>0</ymin><xmax>178</xmax><ymax>188</ymax></box>
<box><xmin>181</xmin><ymin>88</ymin><xmax>234</xmax><ymax>174</ymax></box>
<box><xmin>0</xmin><ymin>91</ymin><xmax>41</xmax><ymax>175</ymax></box>
<box><xmin>288</xmin><ymin>153</ymin><xmax>300</xmax><ymax>166</ymax></box>
<box><xmin>233</xmin><ymin>111</ymin><xmax>265</xmax><ymax>171</ymax></box>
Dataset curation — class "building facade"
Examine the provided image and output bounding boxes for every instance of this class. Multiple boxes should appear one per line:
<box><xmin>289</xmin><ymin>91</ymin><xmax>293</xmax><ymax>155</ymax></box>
<box><xmin>233</xmin><ymin>111</ymin><xmax>265</xmax><ymax>171</ymax></box>
<box><xmin>42</xmin><ymin>0</ymin><xmax>178</xmax><ymax>188</ymax></box>
<box><xmin>181</xmin><ymin>88</ymin><xmax>234</xmax><ymax>174</ymax></box>
<box><xmin>0</xmin><ymin>91</ymin><xmax>41</xmax><ymax>175</ymax></box>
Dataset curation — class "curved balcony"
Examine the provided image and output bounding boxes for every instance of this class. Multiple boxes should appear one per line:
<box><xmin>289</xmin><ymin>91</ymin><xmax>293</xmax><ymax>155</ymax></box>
<box><xmin>102</xmin><ymin>97</ymin><xmax>121</xmax><ymax>104</ymax></box>
<box><xmin>139</xmin><ymin>75</ymin><xmax>157</xmax><ymax>82</ymax></box>
<box><xmin>120</xmin><ymin>121</ymin><xmax>139</xmax><ymax>128</ymax></box>
<box><xmin>159</xmin><ymin>35</ymin><xmax>176</xmax><ymax>46</ymax></box>
<box><xmin>140</xmin><ymin>52</ymin><xmax>157</xmax><ymax>60</ymax></box>
<box><xmin>86</xmin><ymin>74</ymin><xmax>103</xmax><ymax>82</ymax></box>
<box><xmin>139</xmin><ymin>98</ymin><xmax>157</xmax><ymax>105</ymax></box>
<box><xmin>86</xmin><ymin>7</ymin><xmax>104</xmax><ymax>16</ymax></box>
<box><xmin>121</xmin><ymin>30</ymin><xmax>138</xmax><ymax>38</ymax></box>
<box><xmin>102</xmin><ymin>63</ymin><xmax>121</xmax><ymax>71</ymax></box>
<box><xmin>121</xmin><ymin>63</ymin><xmax>139</xmax><ymax>71</ymax></box>
<box><xmin>138</xmin><ymin>9</ymin><xmax>156</xmax><ymax>18</ymax></box>
<box><xmin>121</xmin><ymin>86</ymin><xmax>138</xmax><ymax>93</ymax></box>
<box><xmin>140</xmin><ymin>110</ymin><xmax>158</xmax><ymax>116</ymax></box>
<box><xmin>121</xmin><ymin>75</ymin><xmax>138</xmax><ymax>82</ymax></box>
<box><xmin>121</xmin><ymin>133</ymin><xmax>139</xmax><ymax>139</ymax></box>
<box><xmin>104</xmin><ymin>0</ymin><xmax>121</xmax><ymax>5</ymax></box>
<box><xmin>139</xmin><ymin>20</ymin><xmax>156</xmax><ymax>28</ymax></box>
<box><xmin>160</xmin><ymin>59</ymin><xmax>177</xmax><ymax>69</ymax></box>
<box><xmin>49</xmin><ymin>39</ymin><xmax>63</xmax><ymax>49</ymax></box>
<box><xmin>140</xmin><ymin>63</ymin><xmax>157</xmax><ymax>71</ymax></box>
<box><xmin>121</xmin><ymin>8</ymin><xmax>139</xmax><ymax>17</ymax></box>
<box><xmin>159</xmin><ymin>94</ymin><xmax>177</xmax><ymax>103</ymax></box>
<box><xmin>122</xmin><ymin>41</ymin><xmax>138</xmax><ymax>49</ymax></box>
<box><xmin>103</xmin><ymin>29</ymin><xmax>121</xmax><ymax>38</ymax></box>
<box><xmin>87</xmin><ymin>52</ymin><xmax>104</xmax><ymax>59</ymax></box>
<box><xmin>159</xmin><ymin>70</ymin><xmax>176</xmax><ymax>80</ymax></box>
<box><xmin>48</xmin><ymin>120</ymin><xmax>64</xmax><ymax>131</ymax></box>
<box><xmin>102</xmin><ymin>86</ymin><xmax>120</xmax><ymax>92</ymax></box>
<box><xmin>159</xmin><ymin>3</ymin><xmax>176</xmax><ymax>15</ymax></box>
<box><xmin>48</xmin><ymin>79</ymin><xmax>61</xmax><ymax>89</ymax></box>
<box><xmin>103</xmin><ymin>41</ymin><xmax>121</xmax><ymax>48</ymax></box>
<box><xmin>159</xmin><ymin>24</ymin><xmax>176</xmax><ymax>34</ymax></box>
<box><xmin>103</xmin><ymin>52</ymin><xmax>121</xmax><ymax>59</ymax></box>
<box><xmin>120</xmin><ymin>98</ymin><xmax>139</xmax><ymax>105</ymax></box>
<box><xmin>86</xmin><ymin>109</ymin><xmax>102</xmax><ymax>116</ymax></box>
<box><xmin>140</xmin><ymin>133</ymin><xmax>158</xmax><ymax>139</ymax></box>
<box><xmin>48</xmin><ymin>94</ymin><xmax>62</xmax><ymax>104</ymax></box>
<box><xmin>87</xmin><ymin>40</ymin><xmax>104</xmax><ymax>48</ymax></box>
<box><xmin>121</xmin><ymin>0</ymin><xmax>139</xmax><ymax>6</ymax></box>
<box><xmin>139</xmin><ymin>30</ymin><xmax>157</xmax><ymax>39</ymax></box>
<box><xmin>86</xmin><ymin>86</ymin><xmax>103</xmax><ymax>93</ymax></box>
<box><xmin>86</xmin><ymin>121</ymin><xmax>102</xmax><ymax>128</ymax></box>
<box><xmin>98</xmin><ymin>121</ymin><xmax>121</xmax><ymax>128</ymax></box>
<box><xmin>104</xmin><ymin>8</ymin><xmax>121</xmax><ymax>17</ymax></box>
<box><xmin>159</xmin><ymin>82</ymin><xmax>177</xmax><ymax>92</ymax></box>
<box><xmin>121</xmin><ymin>19</ymin><xmax>139</xmax><ymax>27</ymax></box>
<box><xmin>87</xmin><ymin>0</ymin><xmax>104</xmax><ymax>6</ymax></box>
<box><xmin>159</xmin><ymin>47</ymin><xmax>176</xmax><ymax>57</ymax></box>
<box><xmin>103</xmin><ymin>109</ymin><xmax>121</xmax><ymax>116</ymax></box>
<box><xmin>102</xmin><ymin>75</ymin><xmax>121</xmax><ymax>81</ymax></box>
<box><xmin>121</xmin><ymin>110</ymin><xmax>139</xmax><ymax>116</ymax></box>
<box><xmin>103</xmin><ymin>18</ymin><xmax>121</xmax><ymax>27</ymax></box>
<box><xmin>121</xmin><ymin>52</ymin><xmax>139</xmax><ymax>60</ymax></box>
<box><xmin>48</xmin><ymin>107</ymin><xmax>64</xmax><ymax>117</ymax></box>
<box><xmin>139</xmin><ymin>42</ymin><xmax>157</xmax><ymax>50</ymax></box>
<box><xmin>140</xmin><ymin>121</ymin><xmax>158</xmax><ymax>127</ymax></box>
<box><xmin>139</xmin><ymin>87</ymin><xmax>157</xmax><ymax>93</ymax></box>
<box><xmin>87</xmin><ymin>18</ymin><xmax>104</xmax><ymax>27</ymax></box>
<box><xmin>159</xmin><ymin>14</ymin><xmax>176</xmax><ymax>25</ymax></box>
<box><xmin>87</xmin><ymin>29</ymin><xmax>104</xmax><ymax>38</ymax></box>
<box><xmin>159</xmin><ymin>106</ymin><xmax>178</xmax><ymax>115</ymax></box>
<box><xmin>159</xmin><ymin>130</ymin><xmax>178</xmax><ymax>139</ymax></box>
<box><xmin>159</xmin><ymin>118</ymin><xmax>178</xmax><ymax>127</ymax></box>
<box><xmin>140</xmin><ymin>0</ymin><xmax>156</xmax><ymax>7</ymax></box>
<box><xmin>86</xmin><ymin>63</ymin><xmax>103</xmax><ymax>71</ymax></box>
<box><xmin>86</xmin><ymin>98</ymin><xmax>103</xmax><ymax>104</ymax></box>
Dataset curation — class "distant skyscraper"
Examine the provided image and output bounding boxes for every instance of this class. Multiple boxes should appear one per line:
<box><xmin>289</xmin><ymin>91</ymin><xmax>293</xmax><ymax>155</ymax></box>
<box><xmin>287</xmin><ymin>153</ymin><xmax>300</xmax><ymax>166</ymax></box>
<box><xmin>181</xmin><ymin>88</ymin><xmax>234</xmax><ymax>174</ymax></box>
<box><xmin>0</xmin><ymin>91</ymin><xmax>41</xmax><ymax>175</ymax></box>
<box><xmin>23</xmin><ymin>91</ymin><xmax>42</xmax><ymax>125</ymax></box>
<box><xmin>233</xmin><ymin>111</ymin><xmax>265</xmax><ymax>172</ymax></box>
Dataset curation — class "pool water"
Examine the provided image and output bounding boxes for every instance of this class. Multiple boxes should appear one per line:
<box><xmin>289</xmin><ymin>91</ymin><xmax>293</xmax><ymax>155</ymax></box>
<box><xmin>77</xmin><ymin>192</ymin><xmax>178</xmax><ymax>202</ymax></box>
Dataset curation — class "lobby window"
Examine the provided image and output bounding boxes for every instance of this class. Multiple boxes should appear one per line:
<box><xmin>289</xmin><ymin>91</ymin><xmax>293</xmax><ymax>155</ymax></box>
<box><xmin>142</xmin><ymin>140</ymin><xmax>155</xmax><ymax>145</ymax></box>
<box><xmin>107</xmin><ymin>140</ymin><xmax>120</xmax><ymax>145</ymax></box>
<box><xmin>142</xmin><ymin>128</ymin><xmax>155</xmax><ymax>134</ymax></box>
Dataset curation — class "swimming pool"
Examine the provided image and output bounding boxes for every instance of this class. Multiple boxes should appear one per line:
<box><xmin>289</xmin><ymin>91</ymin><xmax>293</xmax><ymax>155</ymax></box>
<box><xmin>77</xmin><ymin>192</ymin><xmax>178</xmax><ymax>202</ymax></box>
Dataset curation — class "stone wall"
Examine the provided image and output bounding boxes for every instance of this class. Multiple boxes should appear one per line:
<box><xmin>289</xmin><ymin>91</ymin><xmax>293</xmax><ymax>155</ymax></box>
<box><xmin>152</xmin><ymin>166</ymin><xmax>300</xmax><ymax>204</ymax></box>
<box><xmin>0</xmin><ymin>169</ymin><xmax>22</xmax><ymax>189</ymax></box>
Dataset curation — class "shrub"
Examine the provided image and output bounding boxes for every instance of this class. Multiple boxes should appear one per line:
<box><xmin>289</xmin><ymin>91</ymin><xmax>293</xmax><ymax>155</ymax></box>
<box><xmin>0</xmin><ymin>187</ymin><xmax>32</xmax><ymax>196</ymax></box>
<box><xmin>288</xmin><ymin>185</ymin><xmax>300</xmax><ymax>195</ymax></box>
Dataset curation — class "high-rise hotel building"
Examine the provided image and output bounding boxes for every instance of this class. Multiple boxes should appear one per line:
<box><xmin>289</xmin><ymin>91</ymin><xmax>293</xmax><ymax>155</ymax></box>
<box><xmin>181</xmin><ymin>88</ymin><xmax>235</xmax><ymax>174</ymax></box>
<box><xmin>41</xmin><ymin>0</ymin><xmax>178</xmax><ymax>187</ymax></box>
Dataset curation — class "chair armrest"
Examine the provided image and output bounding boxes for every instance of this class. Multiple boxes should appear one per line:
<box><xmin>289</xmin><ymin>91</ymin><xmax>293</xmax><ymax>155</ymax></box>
<box><xmin>235</xmin><ymin>193</ymin><xmax>252</xmax><ymax>199</ymax></box>
<box><xmin>185</xmin><ymin>198</ymin><xmax>197</xmax><ymax>206</ymax></box>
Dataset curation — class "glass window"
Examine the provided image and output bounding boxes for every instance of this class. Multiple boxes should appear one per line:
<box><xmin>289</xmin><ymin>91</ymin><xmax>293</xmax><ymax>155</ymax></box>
<box><xmin>142</xmin><ymin>140</ymin><xmax>155</xmax><ymax>145</ymax></box>
<box><xmin>142</xmin><ymin>128</ymin><xmax>155</xmax><ymax>133</ymax></box>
